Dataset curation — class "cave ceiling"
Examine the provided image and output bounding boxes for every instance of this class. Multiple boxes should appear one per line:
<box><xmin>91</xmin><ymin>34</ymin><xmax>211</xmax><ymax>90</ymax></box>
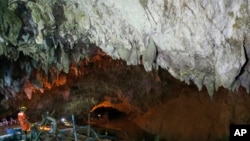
<box><xmin>0</xmin><ymin>0</ymin><xmax>250</xmax><ymax>102</ymax></box>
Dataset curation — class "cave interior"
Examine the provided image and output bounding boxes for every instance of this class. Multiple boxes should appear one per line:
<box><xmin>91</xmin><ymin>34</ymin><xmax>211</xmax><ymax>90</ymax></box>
<box><xmin>1</xmin><ymin>0</ymin><xmax>250</xmax><ymax>141</ymax></box>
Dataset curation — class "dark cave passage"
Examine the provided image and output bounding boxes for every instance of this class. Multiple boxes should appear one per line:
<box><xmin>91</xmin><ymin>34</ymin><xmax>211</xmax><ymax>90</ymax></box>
<box><xmin>89</xmin><ymin>106</ymin><xmax>158</xmax><ymax>141</ymax></box>
<box><xmin>91</xmin><ymin>107</ymin><xmax>127</xmax><ymax>121</ymax></box>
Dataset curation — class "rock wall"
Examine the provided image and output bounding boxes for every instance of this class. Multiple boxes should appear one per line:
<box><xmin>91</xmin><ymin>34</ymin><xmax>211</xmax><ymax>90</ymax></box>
<box><xmin>0</xmin><ymin>0</ymin><xmax>250</xmax><ymax>98</ymax></box>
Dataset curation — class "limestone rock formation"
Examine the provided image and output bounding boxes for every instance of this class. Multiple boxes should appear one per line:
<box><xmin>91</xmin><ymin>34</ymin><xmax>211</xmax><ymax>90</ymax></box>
<box><xmin>0</xmin><ymin>0</ymin><xmax>250</xmax><ymax>99</ymax></box>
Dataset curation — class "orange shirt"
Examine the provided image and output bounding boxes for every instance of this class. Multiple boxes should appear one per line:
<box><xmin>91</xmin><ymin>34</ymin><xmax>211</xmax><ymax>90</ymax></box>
<box><xmin>18</xmin><ymin>111</ymin><xmax>30</xmax><ymax>131</ymax></box>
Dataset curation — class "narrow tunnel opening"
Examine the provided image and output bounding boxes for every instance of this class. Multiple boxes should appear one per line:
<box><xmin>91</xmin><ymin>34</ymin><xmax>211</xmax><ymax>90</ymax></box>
<box><xmin>90</xmin><ymin>106</ymin><xmax>157</xmax><ymax>141</ymax></box>
<box><xmin>91</xmin><ymin>107</ymin><xmax>127</xmax><ymax>121</ymax></box>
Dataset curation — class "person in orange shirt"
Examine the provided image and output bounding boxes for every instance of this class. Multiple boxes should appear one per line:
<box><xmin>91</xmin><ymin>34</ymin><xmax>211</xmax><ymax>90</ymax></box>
<box><xmin>18</xmin><ymin>106</ymin><xmax>30</xmax><ymax>138</ymax></box>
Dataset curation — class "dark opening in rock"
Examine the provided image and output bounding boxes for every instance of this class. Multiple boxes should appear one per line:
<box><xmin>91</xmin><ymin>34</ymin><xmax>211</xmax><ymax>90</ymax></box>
<box><xmin>91</xmin><ymin>107</ymin><xmax>127</xmax><ymax>121</ymax></box>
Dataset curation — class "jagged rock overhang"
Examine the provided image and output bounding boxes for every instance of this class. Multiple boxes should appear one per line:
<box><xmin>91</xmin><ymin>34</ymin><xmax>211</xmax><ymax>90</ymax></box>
<box><xmin>0</xmin><ymin>0</ymin><xmax>250</xmax><ymax>99</ymax></box>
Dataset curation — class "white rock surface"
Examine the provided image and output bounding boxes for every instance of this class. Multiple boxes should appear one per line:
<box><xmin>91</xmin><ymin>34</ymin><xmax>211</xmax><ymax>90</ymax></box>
<box><xmin>2</xmin><ymin>0</ymin><xmax>250</xmax><ymax>97</ymax></box>
<box><xmin>79</xmin><ymin>0</ymin><xmax>248</xmax><ymax>96</ymax></box>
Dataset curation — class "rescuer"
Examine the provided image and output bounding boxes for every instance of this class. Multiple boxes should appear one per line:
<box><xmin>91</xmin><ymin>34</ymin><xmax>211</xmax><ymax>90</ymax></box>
<box><xmin>18</xmin><ymin>106</ymin><xmax>30</xmax><ymax>139</ymax></box>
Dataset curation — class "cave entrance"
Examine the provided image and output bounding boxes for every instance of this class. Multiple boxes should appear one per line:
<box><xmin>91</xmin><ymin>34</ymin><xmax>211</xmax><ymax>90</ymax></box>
<box><xmin>90</xmin><ymin>106</ymin><xmax>156</xmax><ymax>141</ymax></box>
<box><xmin>91</xmin><ymin>107</ymin><xmax>127</xmax><ymax>121</ymax></box>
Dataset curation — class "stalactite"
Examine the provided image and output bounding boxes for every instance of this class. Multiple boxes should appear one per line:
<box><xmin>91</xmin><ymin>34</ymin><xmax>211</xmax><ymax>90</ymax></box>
<box><xmin>61</xmin><ymin>86</ymin><xmax>70</xmax><ymax>101</ymax></box>
<box><xmin>3</xmin><ymin>63</ymin><xmax>13</xmax><ymax>87</ymax></box>
<box><xmin>23</xmin><ymin>80</ymin><xmax>33</xmax><ymax>100</ymax></box>
<box><xmin>24</xmin><ymin>86</ymin><xmax>32</xmax><ymax>100</ymax></box>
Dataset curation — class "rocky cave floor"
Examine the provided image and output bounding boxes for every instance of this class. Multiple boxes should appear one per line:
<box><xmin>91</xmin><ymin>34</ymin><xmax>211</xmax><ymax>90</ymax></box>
<box><xmin>0</xmin><ymin>55</ymin><xmax>250</xmax><ymax>141</ymax></box>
